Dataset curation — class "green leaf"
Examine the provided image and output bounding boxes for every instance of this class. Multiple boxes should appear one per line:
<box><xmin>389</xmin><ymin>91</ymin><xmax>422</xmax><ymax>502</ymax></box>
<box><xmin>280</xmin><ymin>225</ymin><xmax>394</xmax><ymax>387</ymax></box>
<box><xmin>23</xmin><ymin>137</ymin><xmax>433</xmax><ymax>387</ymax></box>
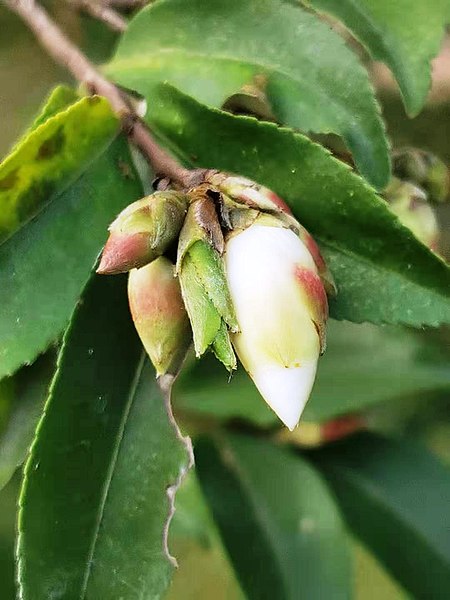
<box><xmin>0</xmin><ymin>379</ymin><xmax>14</xmax><ymax>437</ymax></box>
<box><xmin>0</xmin><ymin>95</ymin><xmax>118</xmax><ymax>239</ymax></box>
<box><xmin>305</xmin><ymin>0</ymin><xmax>449</xmax><ymax>116</ymax></box>
<box><xmin>0</xmin><ymin>134</ymin><xmax>141</xmax><ymax>381</ymax></box>
<box><xmin>196</xmin><ymin>434</ymin><xmax>352</xmax><ymax>599</ymax></box>
<box><xmin>147</xmin><ymin>86</ymin><xmax>450</xmax><ymax>327</ymax></box>
<box><xmin>175</xmin><ymin>320</ymin><xmax>450</xmax><ymax>425</ymax></box>
<box><xmin>310</xmin><ymin>432</ymin><xmax>450</xmax><ymax>598</ymax></box>
<box><xmin>169</xmin><ymin>471</ymin><xmax>245</xmax><ymax>599</ymax></box>
<box><xmin>107</xmin><ymin>0</ymin><xmax>390</xmax><ymax>188</ymax></box>
<box><xmin>0</xmin><ymin>355</ymin><xmax>54</xmax><ymax>492</ymax></box>
<box><xmin>26</xmin><ymin>86</ymin><xmax>80</xmax><ymax>135</ymax></box>
<box><xmin>17</xmin><ymin>275</ymin><xmax>192</xmax><ymax>600</ymax></box>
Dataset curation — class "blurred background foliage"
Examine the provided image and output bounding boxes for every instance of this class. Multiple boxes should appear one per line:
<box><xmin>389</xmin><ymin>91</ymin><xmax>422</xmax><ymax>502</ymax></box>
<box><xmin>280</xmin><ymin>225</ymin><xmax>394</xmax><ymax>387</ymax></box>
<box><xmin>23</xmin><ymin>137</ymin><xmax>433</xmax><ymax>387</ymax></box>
<box><xmin>0</xmin><ymin>2</ymin><xmax>449</xmax><ymax>599</ymax></box>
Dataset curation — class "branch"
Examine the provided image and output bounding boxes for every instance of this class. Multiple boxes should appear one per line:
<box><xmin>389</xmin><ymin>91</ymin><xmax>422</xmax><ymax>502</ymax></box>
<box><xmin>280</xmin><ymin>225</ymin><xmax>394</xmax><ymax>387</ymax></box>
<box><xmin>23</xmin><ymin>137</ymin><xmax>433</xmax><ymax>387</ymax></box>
<box><xmin>3</xmin><ymin>0</ymin><xmax>198</xmax><ymax>188</ymax></box>
<box><xmin>103</xmin><ymin>0</ymin><xmax>148</xmax><ymax>7</ymax></box>
<box><xmin>68</xmin><ymin>0</ymin><xmax>127</xmax><ymax>32</ymax></box>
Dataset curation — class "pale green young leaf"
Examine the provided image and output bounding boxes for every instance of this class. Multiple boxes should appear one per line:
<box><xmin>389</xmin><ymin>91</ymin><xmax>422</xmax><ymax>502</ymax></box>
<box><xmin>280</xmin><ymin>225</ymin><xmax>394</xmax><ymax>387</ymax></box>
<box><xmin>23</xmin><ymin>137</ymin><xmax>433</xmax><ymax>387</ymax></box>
<box><xmin>0</xmin><ymin>95</ymin><xmax>118</xmax><ymax>239</ymax></box>
<box><xmin>0</xmin><ymin>135</ymin><xmax>141</xmax><ymax>380</ymax></box>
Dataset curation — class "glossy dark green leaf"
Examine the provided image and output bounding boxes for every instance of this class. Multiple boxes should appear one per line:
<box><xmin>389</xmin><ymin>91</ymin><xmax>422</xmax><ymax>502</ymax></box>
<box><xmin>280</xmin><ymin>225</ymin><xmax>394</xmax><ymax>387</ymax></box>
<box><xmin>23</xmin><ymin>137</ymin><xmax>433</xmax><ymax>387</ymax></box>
<box><xmin>17</xmin><ymin>275</ymin><xmax>192</xmax><ymax>600</ymax></box>
<box><xmin>310</xmin><ymin>432</ymin><xmax>450</xmax><ymax>598</ymax></box>
<box><xmin>196</xmin><ymin>434</ymin><xmax>352</xmax><ymax>599</ymax></box>
<box><xmin>174</xmin><ymin>321</ymin><xmax>450</xmax><ymax>426</ymax></box>
<box><xmin>0</xmin><ymin>95</ymin><xmax>118</xmax><ymax>239</ymax></box>
<box><xmin>0</xmin><ymin>134</ymin><xmax>141</xmax><ymax>381</ymax></box>
<box><xmin>108</xmin><ymin>0</ymin><xmax>390</xmax><ymax>187</ymax></box>
<box><xmin>147</xmin><ymin>86</ymin><xmax>450</xmax><ymax>327</ymax></box>
<box><xmin>305</xmin><ymin>0</ymin><xmax>449</xmax><ymax>116</ymax></box>
<box><xmin>0</xmin><ymin>355</ymin><xmax>54</xmax><ymax>492</ymax></box>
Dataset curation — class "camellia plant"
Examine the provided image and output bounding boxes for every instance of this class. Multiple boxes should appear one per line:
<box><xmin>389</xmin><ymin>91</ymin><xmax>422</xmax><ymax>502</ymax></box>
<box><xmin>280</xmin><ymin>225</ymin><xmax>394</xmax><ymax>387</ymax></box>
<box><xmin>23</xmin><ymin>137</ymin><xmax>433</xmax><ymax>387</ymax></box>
<box><xmin>0</xmin><ymin>0</ymin><xmax>450</xmax><ymax>599</ymax></box>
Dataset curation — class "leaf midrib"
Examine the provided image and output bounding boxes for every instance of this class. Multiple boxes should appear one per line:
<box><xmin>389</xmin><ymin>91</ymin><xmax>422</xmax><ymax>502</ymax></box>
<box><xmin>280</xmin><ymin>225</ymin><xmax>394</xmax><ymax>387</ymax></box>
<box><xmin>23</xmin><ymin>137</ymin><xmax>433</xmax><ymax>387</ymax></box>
<box><xmin>80</xmin><ymin>352</ymin><xmax>145</xmax><ymax>599</ymax></box>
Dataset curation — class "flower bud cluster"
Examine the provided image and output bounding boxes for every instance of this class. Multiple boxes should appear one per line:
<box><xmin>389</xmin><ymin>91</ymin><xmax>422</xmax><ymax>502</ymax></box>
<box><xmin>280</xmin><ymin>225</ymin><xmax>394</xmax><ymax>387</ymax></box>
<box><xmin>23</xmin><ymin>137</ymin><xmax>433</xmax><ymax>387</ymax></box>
<box><xmin>98</xmin><ymin>173</ymin><xmax>334</xmax><ymax>429</ymax></box>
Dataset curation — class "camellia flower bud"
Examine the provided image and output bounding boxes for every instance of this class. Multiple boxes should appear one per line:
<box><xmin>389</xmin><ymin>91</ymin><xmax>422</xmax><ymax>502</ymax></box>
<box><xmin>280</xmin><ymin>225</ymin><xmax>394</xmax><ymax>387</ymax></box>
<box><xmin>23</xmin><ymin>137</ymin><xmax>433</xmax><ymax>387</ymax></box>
<box><xmin>225</xmin><ymin>213</ymin><xmax>329</xmax><ymax>430</ymax></box>
<box><xmin>128</xmin><ymin>256</ymin><xmax>191</xmax><ymax>376</ymax></box>
<box><xmin>392</xmin><ymin>148</ymin><xmax>449</xmax><ymax>204</ymax></box>
<box><xmin>177</xmin><ymin>191</ymin><xmax>239</xmax><ymax>371</ymax></box>
<box><xmin>97</xmin><ymin>191</ymin><xmax>188</xmax><ymax>274</ymax></box>
<box><xmin>384</xmin><ymin>177</ymin><xmax>439</xmax><ymax>250</ymax></box>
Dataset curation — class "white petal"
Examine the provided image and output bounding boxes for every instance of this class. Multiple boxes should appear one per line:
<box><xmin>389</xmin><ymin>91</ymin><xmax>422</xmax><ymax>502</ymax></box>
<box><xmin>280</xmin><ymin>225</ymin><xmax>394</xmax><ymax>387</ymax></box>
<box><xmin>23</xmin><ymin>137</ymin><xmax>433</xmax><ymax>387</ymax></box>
<box><xmin>225</xmin><ymin>224</ymin><xmax>321</xmax><ymax>429</ymax></box>
<box><xmin>252</xmin><ymin>361</ymin><xmax>317</xmax><ymax>430</ymax></box>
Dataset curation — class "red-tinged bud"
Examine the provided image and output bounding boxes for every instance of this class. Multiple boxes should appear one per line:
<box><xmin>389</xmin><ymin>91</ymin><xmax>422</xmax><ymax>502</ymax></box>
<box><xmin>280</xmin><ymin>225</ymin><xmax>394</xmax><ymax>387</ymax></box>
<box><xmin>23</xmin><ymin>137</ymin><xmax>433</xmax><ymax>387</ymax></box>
<box><xmin>206</xmin><ymin>171</ymin><xmax>293</xmax><ymax>214</ymax></box>
<box><xmin>128</xmin><ymin>257</ymin><xmax>191</xmax><ymax>376</ymax></box>
<box><xmin>97</xmin><ymin>191</ymin><xmax>188</xmax><ymax>274</ymax></box>
<box><xmin>205</xmin><ymin>172</ymin><xmax>335</xmax><ymax>294</ymax></box>
<box><xmin>225</xmin><ymin>214</ymin><xmax>330</xmax><ymax>430</ymax></box>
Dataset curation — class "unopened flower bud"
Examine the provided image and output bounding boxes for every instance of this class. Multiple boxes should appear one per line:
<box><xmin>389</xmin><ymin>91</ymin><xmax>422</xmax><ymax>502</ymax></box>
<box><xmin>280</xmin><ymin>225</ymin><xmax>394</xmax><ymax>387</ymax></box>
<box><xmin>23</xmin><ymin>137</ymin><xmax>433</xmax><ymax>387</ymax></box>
<box><xmin>208</xmin><ymin>171</ymin><xmax>335</xmax><ymax>295</ymax></box>
<box><xmin>177</xmin><ymin>193</ymin><xmax>238</xmax><ymax>371</ymax></box>
<box><xmin>207</xmin><ymin>171</ymin><xmax>293</xmax><ymax>214</ymax></box>
<box><xmin>393</xmin><ymin>148</ymin><xmax>449</xmax><ymax>203</ymax></box>
<box><xmin>128</xmin><ymin>257</ymin><xmax>191</xmax><ymax>376</ymax></box>
<box><xmin>98</xmin><ymin>191</ymin><xmax>188</xmax><ymax>274</ymax></box>
<box><xmin>384</xmin><ymin>177</ymin><xmax>439</xmax><ymax>249</ymax></box>
<box><xmin>225</xmin><ymin>213</ymin><xmax>329</xmax><ymax>430</ymax></box>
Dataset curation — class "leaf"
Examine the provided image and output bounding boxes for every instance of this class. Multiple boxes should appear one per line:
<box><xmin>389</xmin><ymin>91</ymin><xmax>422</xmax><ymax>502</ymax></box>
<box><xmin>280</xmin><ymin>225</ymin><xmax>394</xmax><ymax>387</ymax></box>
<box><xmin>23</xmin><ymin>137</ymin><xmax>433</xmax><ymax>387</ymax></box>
<box><xmin>0</xmin><ymin>134</ymin><xmax>141</xmax><ymax>381</ymax></box>
<box><xmin>0</xmin><ymin>94</ymin><xmax>118</xmax><ymax>239</ymax></box>
<box><xmin>0</xmin><ymin>378</ymin><xmax>14</xmax><ymax>437</ymax></box>
<box><xmin>146</xmin><ymin>86</ymin><xmax>450</xmax><ymax>327</ymax></box>
<box><xmin>169</xmin><ymin>471</ymin><xmax>246</xmax><ymax>599</ymax></box>
<box><xmin>17</xmin><ymin>274</ymin><xmax>192</xmax><ymax>600</ymax></box>
<box><xmin>26</xmin><ymin>86</ymin><xmax>80</xmax><ymax>135</ymax></box>
<box><xmin>0</xmin><ymin>355</ymin><xmax>54</xmax><ymax>492</ymax></box>
<box><xmin>107</xmin><ymin>0</ymin><xmax>390</xmax><ymax>188</ymax></box>
<box><xmin>174</xmin><ymin>320</ymin><xmax>450</xmax><ymax>425</ymax></box>
<box><xmin>195</xmin><ymin>434</ymin><xmax>352</xmax><ymax>599</ymax></box>
<box><xmin>305</xmin><ymin>0</ymin><xmax>449</xmax><ymax>116</ymax></box>
<box><xmin>310</xmin><ymin>432</ymin><xmax>450</xmax><ymax>598</ymax></box>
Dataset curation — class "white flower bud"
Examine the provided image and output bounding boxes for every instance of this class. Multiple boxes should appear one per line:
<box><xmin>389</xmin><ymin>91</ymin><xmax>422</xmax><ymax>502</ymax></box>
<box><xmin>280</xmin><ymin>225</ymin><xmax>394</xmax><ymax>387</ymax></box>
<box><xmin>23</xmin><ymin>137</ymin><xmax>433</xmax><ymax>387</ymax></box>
<box><xmin>225</xmin><ymin>221</ymin><xmax>328</xmax><ymax>430</ymax></box>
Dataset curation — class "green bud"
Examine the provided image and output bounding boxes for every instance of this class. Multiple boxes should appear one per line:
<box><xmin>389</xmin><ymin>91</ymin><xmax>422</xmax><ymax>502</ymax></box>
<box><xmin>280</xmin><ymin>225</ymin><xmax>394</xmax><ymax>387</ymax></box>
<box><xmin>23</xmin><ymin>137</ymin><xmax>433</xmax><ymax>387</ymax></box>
<box><xmin>384</xmin><ymin>177</ymin><xmax>439</xmax><ymax>249</ymax></box>
<box><xmin>393</xmin><ymin>148</ymin><xmax>449</xmax><ymax>203</ymax></box>
<box><xmin>128</xmin><ymin>257</ymin><xmax>191</xmax><ymax>376</ymax></box>
<box><xmin>98</xmin><ymin>191</ymin><xmax>188</xmax><ymax>274</ymax></box>
<box><xmin>177</xmin><ymin>195</ymin><xmax>238</xmax><ymax>370</ymax></box>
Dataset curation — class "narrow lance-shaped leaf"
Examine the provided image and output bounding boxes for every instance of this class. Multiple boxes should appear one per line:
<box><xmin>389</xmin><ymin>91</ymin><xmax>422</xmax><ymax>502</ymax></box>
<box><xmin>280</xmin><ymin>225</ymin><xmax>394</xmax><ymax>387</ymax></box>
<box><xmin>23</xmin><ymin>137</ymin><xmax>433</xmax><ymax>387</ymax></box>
<box><xmin>305</xmin><ymin>0</ymin><xmax>449</xmax><ymax>116</ymax></box>
<box><xmin>310</xmin><ymin>432</ymin><xmax>450</xmax><ymax>598</ymax></box>
<box><xmin>195</xmin><ymin>434</ymin><xmax>352</xmax><ymax>600</ymax></box>
<box><xmin>17</xmin><ymin>274</ymin><xmax>192</xmax><ymax>600</ymax></box>
<box><xmin>0</xmin><ymin>354</ymin><xmax>54</xmax><ymax>492</ymax></box>
<box><xmin>108</xmin><ymin>0</ymin><xmax>390</xmax><ymax>188</ymax></box>
<box><xmin>0</xmin><ymin>133</ymin><xmax>142</xmax><ymax>381</ymax></box>
<box><xmin>147</xmin><ymin>86</ymin><xmax>450</xmax><ymax>328</ymax></box>
<box><xmin>0</xmin><ymin>95</ymin><xmax>118</xmax><ymax>239</ymax></box>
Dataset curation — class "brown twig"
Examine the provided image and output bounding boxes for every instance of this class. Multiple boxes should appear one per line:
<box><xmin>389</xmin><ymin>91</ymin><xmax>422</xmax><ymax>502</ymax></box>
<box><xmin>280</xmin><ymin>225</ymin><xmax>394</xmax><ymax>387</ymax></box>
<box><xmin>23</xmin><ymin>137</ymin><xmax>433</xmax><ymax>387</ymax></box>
<box><xmin>3</xmin><ymin>0</ymin><xmax>197</xmax><ymax>188</ymax></box>
<box><xmin>67</xmin><ymin>0</ymin><xmax>127</xmax><ymax>32</ymax></box>
<box><xmin>103</xmin><ymin>0</ymin><xmax>148</xmax><ymax>7</ymax></box>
